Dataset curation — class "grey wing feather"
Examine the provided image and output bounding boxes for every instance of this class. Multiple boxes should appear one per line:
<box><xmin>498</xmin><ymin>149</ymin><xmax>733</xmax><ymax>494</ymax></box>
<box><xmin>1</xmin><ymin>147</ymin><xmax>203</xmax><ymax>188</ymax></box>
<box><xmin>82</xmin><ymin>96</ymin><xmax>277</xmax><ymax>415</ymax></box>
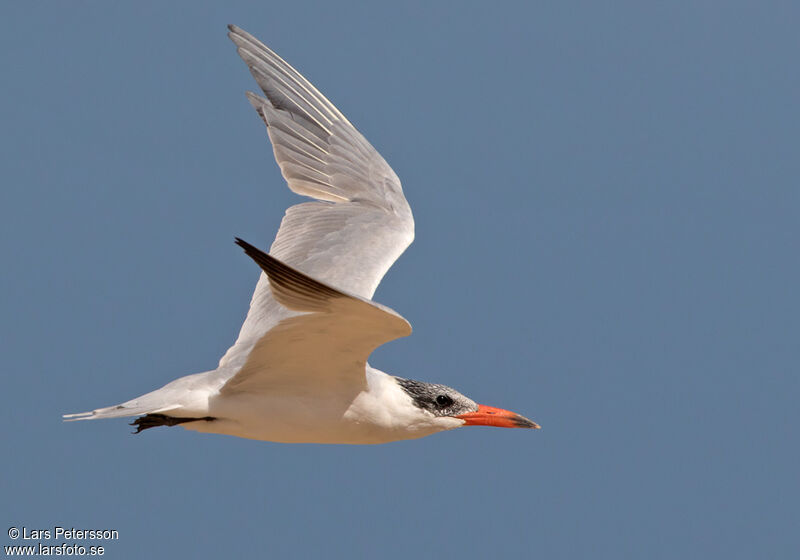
<box><xmin>218</xmin><ymin>26</ymin><xmax>414</xmax><ymax>373</ymax></box>
<box><xmin>230</xmin><ymin>25</ymin><xmax>409</xmax><ymax>211</ymax></box>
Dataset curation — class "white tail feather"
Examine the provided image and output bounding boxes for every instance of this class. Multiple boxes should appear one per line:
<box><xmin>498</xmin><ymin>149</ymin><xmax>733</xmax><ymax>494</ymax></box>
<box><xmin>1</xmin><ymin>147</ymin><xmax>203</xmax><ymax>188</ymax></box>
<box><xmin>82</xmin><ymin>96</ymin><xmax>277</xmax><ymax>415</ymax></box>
<box><xmin>63</xmin><ymin>371</ymin><xmax>214</xmax><ymax>423</ymax></box>
<box><xmin>63</xmin><ymin>403</ymin><xmax>179</xmax><ymax>422</ymax></box>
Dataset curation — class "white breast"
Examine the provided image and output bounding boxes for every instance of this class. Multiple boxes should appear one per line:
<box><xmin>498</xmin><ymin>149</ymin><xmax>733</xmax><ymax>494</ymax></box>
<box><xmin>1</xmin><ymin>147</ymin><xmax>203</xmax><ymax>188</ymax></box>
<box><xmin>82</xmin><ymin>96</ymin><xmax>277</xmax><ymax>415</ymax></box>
<box><xmin>186</xmin><ymin>367</ymin><xmax>460</xmax><ymax>444</ymax></box>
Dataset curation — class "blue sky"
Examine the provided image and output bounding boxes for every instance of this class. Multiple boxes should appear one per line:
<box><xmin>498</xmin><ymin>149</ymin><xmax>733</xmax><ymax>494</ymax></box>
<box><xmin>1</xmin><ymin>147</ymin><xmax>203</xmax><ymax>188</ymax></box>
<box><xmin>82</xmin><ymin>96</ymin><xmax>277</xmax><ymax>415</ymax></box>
<box><xmin>2</xmin><ymin>2</ymin><xmax>798</xmax><ymax>558</ymax></box>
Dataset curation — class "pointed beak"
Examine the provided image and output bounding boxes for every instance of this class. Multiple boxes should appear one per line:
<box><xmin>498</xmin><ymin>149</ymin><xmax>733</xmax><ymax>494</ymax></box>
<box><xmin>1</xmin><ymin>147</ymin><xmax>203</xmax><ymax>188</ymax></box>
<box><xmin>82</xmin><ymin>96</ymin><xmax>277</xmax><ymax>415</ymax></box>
<box><xmin>455</xmin><ymin>404</ymin><xmax>540</xmax><ymax>429</ymax></box>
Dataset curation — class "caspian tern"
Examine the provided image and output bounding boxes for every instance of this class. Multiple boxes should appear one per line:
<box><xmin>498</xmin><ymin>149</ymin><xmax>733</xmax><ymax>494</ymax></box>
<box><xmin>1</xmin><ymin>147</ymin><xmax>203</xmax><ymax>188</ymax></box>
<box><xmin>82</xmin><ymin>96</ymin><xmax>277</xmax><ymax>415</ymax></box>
<box><xmin>64</xmin><ymin>25</ymin><xmax>539</xmax><ymax>444</ymax></box>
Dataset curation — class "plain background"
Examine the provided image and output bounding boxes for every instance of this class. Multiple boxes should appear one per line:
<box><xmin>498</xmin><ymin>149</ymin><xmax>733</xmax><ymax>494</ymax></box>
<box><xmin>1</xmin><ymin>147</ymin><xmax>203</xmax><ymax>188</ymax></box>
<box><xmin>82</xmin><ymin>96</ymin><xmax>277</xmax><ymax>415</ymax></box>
<box><xmin>2</xmin><ymin>2</ymin><xmax>798</xmax><ymax>558</ymax></box>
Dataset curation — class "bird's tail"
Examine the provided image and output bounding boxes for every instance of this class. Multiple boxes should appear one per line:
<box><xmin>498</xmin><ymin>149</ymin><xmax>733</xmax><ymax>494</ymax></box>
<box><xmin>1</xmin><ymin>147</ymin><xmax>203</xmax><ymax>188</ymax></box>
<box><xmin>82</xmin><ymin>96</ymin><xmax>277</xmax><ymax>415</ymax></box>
<box><xmin>64</xmin><ymin>371</ymin><xmax>213</xmax><ymax>423</ymax></box>
<box><xmin>63</xmin><ymin>402</ymin><xmax>178</xmax><ymax>422</ymax></box>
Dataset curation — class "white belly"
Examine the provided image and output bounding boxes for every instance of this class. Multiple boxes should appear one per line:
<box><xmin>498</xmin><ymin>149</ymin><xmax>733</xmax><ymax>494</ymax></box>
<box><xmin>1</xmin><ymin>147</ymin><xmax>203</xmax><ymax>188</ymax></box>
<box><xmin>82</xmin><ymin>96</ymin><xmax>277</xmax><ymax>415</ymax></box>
<box><xmin>184</xmin><ymin>392</ymin><xmax>438</xmax><ymax>444</ymax></box>
<box><xmin>173</xmin><ymin>366</ymin><xmax>460</xmax><ymax>444</ymax></box>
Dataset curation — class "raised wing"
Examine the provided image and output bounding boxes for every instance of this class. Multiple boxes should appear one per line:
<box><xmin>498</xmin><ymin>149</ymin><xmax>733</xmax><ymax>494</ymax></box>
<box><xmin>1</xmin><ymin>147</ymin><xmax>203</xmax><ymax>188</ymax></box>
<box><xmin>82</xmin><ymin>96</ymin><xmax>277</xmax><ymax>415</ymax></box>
<box><xmin>219</xmin><ymin>26</ymin><xmax>414</xmax><ymax>370</ymax></box>
<box><xmin>221</xmin><ymin>240</ymin><xmax>411</xmax><ymax>394</ymax></box>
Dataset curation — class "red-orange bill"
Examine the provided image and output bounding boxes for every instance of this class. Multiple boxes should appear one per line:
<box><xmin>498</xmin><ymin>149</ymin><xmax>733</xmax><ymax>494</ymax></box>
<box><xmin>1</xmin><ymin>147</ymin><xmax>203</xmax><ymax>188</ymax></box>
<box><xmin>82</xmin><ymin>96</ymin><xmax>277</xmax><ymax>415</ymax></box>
<box><xmin>456</xmin><ymin>404</ymin><xmax>540</xmax><ymax>429</ymax></box>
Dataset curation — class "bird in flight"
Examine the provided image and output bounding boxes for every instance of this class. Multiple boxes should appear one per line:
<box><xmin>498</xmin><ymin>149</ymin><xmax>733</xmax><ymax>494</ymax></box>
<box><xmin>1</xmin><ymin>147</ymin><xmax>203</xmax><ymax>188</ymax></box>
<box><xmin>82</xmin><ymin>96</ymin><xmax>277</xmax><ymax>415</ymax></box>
<box><xmin>64</xmin><ymin>25</ymin><xmax>539</xmax><ymax>444</ymax></box>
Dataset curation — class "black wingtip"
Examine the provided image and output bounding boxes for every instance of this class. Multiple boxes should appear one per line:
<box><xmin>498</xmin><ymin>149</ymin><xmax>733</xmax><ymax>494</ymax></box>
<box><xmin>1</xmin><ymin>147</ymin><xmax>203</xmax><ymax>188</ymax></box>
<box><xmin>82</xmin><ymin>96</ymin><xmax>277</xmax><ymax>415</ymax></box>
<box><xmin>235</xmin><ymin>237</ymin><xmax>271</xmax><ymax>268</ymax></box>
<box><xmin>233</xmin><ymin>237</ymin><xmax>344</xmax><ymax>304</ymax></box>
<box><xmin>227</xmin><ymin>24</ymin><xmax>245</xmax><ymax>43</ymax></box>
<box><xmin>234</xmin><ymin>237</ymin><xmax>254</xmax><ymax>251</ymax></box>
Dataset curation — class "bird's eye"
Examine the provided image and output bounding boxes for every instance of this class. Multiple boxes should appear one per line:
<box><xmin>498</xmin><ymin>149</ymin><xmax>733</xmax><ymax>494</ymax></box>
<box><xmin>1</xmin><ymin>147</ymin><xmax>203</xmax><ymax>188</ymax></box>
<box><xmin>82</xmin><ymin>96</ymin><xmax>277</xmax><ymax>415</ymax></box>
<box><xmin>436</xmin><ymin>395</ymin><xmax>453</xmax><ymax>407</ymax></box>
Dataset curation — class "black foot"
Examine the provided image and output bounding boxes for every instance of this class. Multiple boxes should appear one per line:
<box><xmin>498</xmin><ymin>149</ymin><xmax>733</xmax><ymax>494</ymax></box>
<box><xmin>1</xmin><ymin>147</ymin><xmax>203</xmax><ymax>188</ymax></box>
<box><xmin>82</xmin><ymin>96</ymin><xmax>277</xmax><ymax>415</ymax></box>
<box><xmin>130</xmin><ymin>413</ymin><xmax>216</xmax><ymax>434</ymax></box>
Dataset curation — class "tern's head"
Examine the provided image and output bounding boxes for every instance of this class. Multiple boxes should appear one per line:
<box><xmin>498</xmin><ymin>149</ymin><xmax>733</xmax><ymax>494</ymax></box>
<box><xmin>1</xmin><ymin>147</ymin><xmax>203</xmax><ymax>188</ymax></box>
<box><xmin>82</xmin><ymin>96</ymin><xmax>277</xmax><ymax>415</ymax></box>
<box><xmin>395</xmin><ymin>378</ymin><xmax>539</xmax><ymax>431</ymax></box>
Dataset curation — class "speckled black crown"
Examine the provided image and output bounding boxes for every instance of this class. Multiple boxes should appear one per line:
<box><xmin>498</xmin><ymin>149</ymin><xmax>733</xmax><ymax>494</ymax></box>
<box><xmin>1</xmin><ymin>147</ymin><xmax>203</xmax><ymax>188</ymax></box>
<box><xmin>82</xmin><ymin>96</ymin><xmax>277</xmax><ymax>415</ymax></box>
<box><xmin>395</xmin><ymin>378</ymin><xmax>478</xmax><ymax>417</ymax></box>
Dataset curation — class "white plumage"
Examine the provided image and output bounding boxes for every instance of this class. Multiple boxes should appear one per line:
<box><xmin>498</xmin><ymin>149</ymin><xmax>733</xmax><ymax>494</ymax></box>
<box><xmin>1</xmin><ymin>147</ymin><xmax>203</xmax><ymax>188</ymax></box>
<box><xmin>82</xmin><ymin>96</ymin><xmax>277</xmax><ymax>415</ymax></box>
<box><xmin>64</xmin><ymin>25</ymin><xmax>538</xmax><ymax>444</ymax></box>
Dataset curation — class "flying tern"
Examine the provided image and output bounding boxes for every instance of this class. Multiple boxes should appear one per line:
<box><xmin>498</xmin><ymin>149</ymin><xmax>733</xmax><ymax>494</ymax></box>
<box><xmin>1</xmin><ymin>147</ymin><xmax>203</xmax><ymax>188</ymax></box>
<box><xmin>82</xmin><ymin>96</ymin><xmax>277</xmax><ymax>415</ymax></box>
<box><xmin>64</xmin><ymin>25</ymin><xmax>539</xmax><ymax>444</ymax></box>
